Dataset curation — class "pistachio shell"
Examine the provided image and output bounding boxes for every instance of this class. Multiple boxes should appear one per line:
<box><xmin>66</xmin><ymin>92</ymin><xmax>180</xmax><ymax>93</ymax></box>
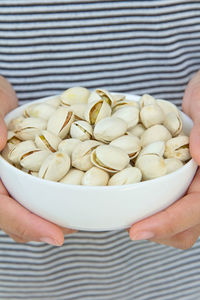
<box><xmin>8</xmin><ymin>116</ymin><xmax>25</xmax><ymax>131</ymax></box>
<box><xmin>70</xmin><ymin>103</ymin><xmax>87</xmax><ymax>120</ymax></box>
<box><xmin>85</xmin><ymin>100</ymin><xmax>112</xmax><ymax>125</ymax></box>
<box><xmin>91</xmin><ymin>145</ymin><xmax>130</xmax><ymax>173</ymax></box>
<box><xmin>60</xmin><ymin>168</ymin><xmax>84</xmax><ymax>185</ymax></box>
<box><xmin>163</xmin><ymin>112</ymin><xmax>182</xmax><ymax>136</ymax></box>
<box><xmin>1</xmin><ymin>143</ymin><xmax>15</xmax><ymax>161</ymax></box>
<box><xmin>141</xmin><ymin>125</ymin><xmax>172</xmax><ymax>147</ymax></box>
<box><xmin>35</xmin><ymin>130</ymin><xmax>61</xmax><ymax>152</ymax></box>
<box><xmin>58</xmin><ymin>138</ymin><xmax>81</xmax><ymax>157</ymax></box>
<box><xmin>165</xmin><ymin>158</ymin><xmax>183</xmax><ymax>174</ymax></box>
<box><xmin>157</xmin><ymin>99</ymin><xmax>180</xmax><ymax>116</ymax></box>
<box><xmin>81</xmin><ymin>167</ymin><xmax>109</xmax><ymax>186</ymax></box>
<box><xmin>70</xmin><ymin>120</ymin><xmax>93</xmax><ymax>141</ymax></box>
<box><xmin>20</xmin><ymin>149</ymin><xmax>50</xmax><ymax>171</ymax></box>
<box><xmin>15</xmin><ymin>117</ymin><xmax>47</xmax><ymax>141</ymax></box>
<box><xmin>136</xmin><ymin>154</ymin><xmax>167</xmax><ymax>180</ymax></box>
<box><xmin>112</xmin><ymin>106</ymin><xmax>139</xmax><ymax>129</ymax></box>
<box><xmin>94</xmin><ymin>117</ymin><xmax>128</xmax><ymax>143</ymax></box>
<box><xmin>108</xmin><ymin>167</ymin><xmax>142</xmax><ymax>185</ymax></box>
<box><xmin>39</xmin><ymin>152</ymin><xmax>70</xmax><ymax>181</ymax></box>
<box><xmin>96</xmin><ymin>88</ymin><xmax>114</xmax><ymax>106</ymax></box>
<box><xmin>164</xmin><ymin>136</ymin><xmax>191</xmax><ymax>161</ymax></box>
<box><xmin>137</xmin><ymin>141</ymin><xmax>165</xmax><ymax>160</ymax></box>
<box><xmin>127</xmin><ymin>123</ymin><xmax>145</xmax><ymax>138</ymax></box>
<box><xmin>8</xmin><ymin>140</ymin><xmax>37</xmax><ymax>164</ymax></box>
<box><xmin>140</xmin><ymin>104</ymin><xmax>165</xmax><ymax>128</ymax></box>
<box><xmin>112</xmin><ymin>94</ymin><xmax>126</xmax><ymax>103</ymax></box>
<box><xmin>139</xmin><ymin>94</ymin><xmax>156</xmax><ymax>108</ymax></box>
<box><xmin>45</xmin><ymin>96</ymin><xmax>61</xmax><ymax>108</ymax></box>
<box><xmin>72</xmin><ymin>140</ymin><xmax>101</xmax><ymax>171</ymax></box>
<box><xmin>47</xmin><ymin>107</ymin><xmax>74</xmax><ymax>139</ymax></box>
<box><xmin>110</xmin><ymin>135</ymin><xmax>141</xmax><ymax>159</ymax></box>
<box><xmin>24</xmin><ymin>103</ymin><xmax>56</xmax><ymax>120</ymax></box>
<box><xmin>60</xmin><ymin>87</ymin><xmax>90</xmax><ymax>105</ymax></box>
<box><xmin>112</xmin><ymin>100</ymin><xmax>139</xmax><ymax>112</ymax></box>
<box><xmin>87</xmin><ymin>91</ymin><xmax>101</xmax><ymax>103</ymax></box>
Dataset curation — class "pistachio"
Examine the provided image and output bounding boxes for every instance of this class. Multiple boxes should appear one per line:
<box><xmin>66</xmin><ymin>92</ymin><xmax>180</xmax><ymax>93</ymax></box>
<box><xmin>108</xmin><ymin>167</ymin><xmax>142</xmax><ymax>185</ymax></box>
<box><xmin>140</xmin><ymin>104</ymin><xmax>165</xmax><ymax>128</ymax></box>
<box><xmin>112</xmin><ymin>100</ymin><xmax>139</xmax><ymax>113</ymax></box>
<box><xmin>60</xmin><ymin>86</ymin><xmax>90</xmax><ymax>105</ymax></box>
<box><xmin>35</xmin><ymin>130</ymin><xmax>61</xmax><ymax>152</ymax></box>
<box><xmin>8</xmin><ymin>140</ymin><xmax>37</xmax><ymax>164</ymax></box>
<box><xmin>163</xmin><ymin>112</ymin><xmax>182</xmax><ymax>136</ymax></box>
<box><xmin>15</xmin><ymin>117</ymin><xmax>47</xmax><ymax>141</ymax></box>
<box><xmin>136</xmin><ymin>154</ymin><xmax>167</xmax><ymax>180</ymax></box>
<box><xmin>127</xmin><ymin>123</ymin><xmax>145</xmax><ymax>138</ymax></box>
<box><xmin>58</xmin><ymin>138</ymin><xmax>81</xmax><ymax>157</ymax></box>
<box><xmin>45</xmin><ymin>95</ymin><xmax>61</xmax><ymax>108</ymax></box>
<box><xmin>47</xmin><ymin>107</ymin><xmax>74</xmax><ymax>139</ymax></box>
<box><xmin>24</xmin><ymin>103</ymin><xmax>56</xmax><ymax>120</ymax></box>
<box><xmin>70</xmin><ymin>103</ymin><xmax>87</xmax><ymax>120</ymax></box>
<box><xmin>39</xmin><ymin>152</ymin><xmax>70</xmax><ymax>181</ymax></box>
<box><xmin>20</xmin><ymin>149</ymin><xmax>50</xmax><ymax>172</ymax></box>
<box><xmin>60</xmin><ymin>168</ymin><xmax>84</xmax><ymax>185</ymax></box>
<box><xmin>157</xmin><ymin>99</ymin><xmax>180</xmax><ymax>116</ymax></box>
<box><xmin>165</xmin><ymin>158</ymin><xmax>183</xmax><ymax>174</ymax></box>
<box><xmin>94</xmin><ymin>117</ymin><xmax>127</xmax><ymax>143</ymax></box>
<box><xmin>85</xmin><ymin>99</ymin><xmax>111</xmax><ymax>125</ymax></box>
<box><xmin>88</xmin><ymin>89</ymin><xmax>114</xmax><ymax>106</ymax></box>
<box><xmin>81</xmin><ymin>167</ymin><xmax>109</xmax><ymax>186</ymax></box>
<box><xmin>8</xmin><ymin>116</ymin><xmax>25</xmax><ymax>131</ymax></box>
<box><xmin>141</xmin><ymin>125</ymin><xmax>172</xmax><ymax>147</ymax></box>
<box><xmin>164</xmin><ymin>136</ymin><xmax>191</xmax><ymax>161</ymax></box>
<box><xmin>70</xmin><ymin>120</ymin><xmax>93</xmax><ymax>141</ymax></box>
<box><xmin>139</xmin><ymin>94</ymin><xmax>156</xmax><ymax>108</ymax></box>
<box><xmin>138</xmin><ymin>141</ymin><xmax>165</xmax><ymax>159</ymax></box>
<box><xmin>112</xmin><ymin>94</ymin><xmax>126</xmax><ymax>103</ymax></box>
<box><xmin>110</xmin><ymin>135</ymin><xmax>141</xmax><ymax>159</ymax></box>
<box><xmin>112</xmin><ymin>106</ymin><xmax>139</xmax><ymax>129</ymax></box>
<box><xmin>91</xmin><ymin>145</ymin><xmax>130</xmax><ymax>173</ymax></box>
<box><xmin>72</xmin><ymin>140</ymin><xmax>101</xmax><ymax>171</ymax></box>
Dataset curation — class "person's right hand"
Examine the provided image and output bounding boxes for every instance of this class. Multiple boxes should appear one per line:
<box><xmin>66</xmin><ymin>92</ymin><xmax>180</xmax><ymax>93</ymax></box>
<box><xmin>0</xmin><ymin>76</ymin><xmax>76</xmax><ymax>245</ymax></box>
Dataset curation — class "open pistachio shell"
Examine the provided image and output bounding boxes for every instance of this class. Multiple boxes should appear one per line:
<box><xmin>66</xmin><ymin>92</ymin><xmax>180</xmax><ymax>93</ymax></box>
<box><xmin>58</xmin><ymin>138</ymin><xmax>81</xmax><ymax>157</ymax></box>
<box><xmin>70</xmin><ymin>120</ymin><xmax>93</xmax><ymax>141</ymax></box>
<box><xmin>39</xmin><ymin>152</ymin><xmax>71</xmax><ymax>181</ymax></box>
<box><xmin>165</xmin><ymin>158</ymin><xmax>183</xmax><ymax>174</ymax></box>
<box><xmin>60</xmin><ymin>86</ymin><xmax>90</xmax><ymax>105</ymax></box>
<box><xmin>112</xmin><ymin>106</ymin><xmax>139</xmax><ymax>129</ymax></box>
<box><xmin>8</xmin><ymin>140</ymin><xmax>37</xmax><ymax>164</ymax></box>
<box><xmin>94</xmin><ymin>117</ymin><xmax>128</xmax><ymax>143</ymax></box>
<box><xmin>108</xmin><ymin>167</ymin><xmax>142</xmax><ymax>185</ymax></box>
<box><xmin>111</xmin><ymin>94</ymin><xmax>126</xmax><ymax>104</ymax></box>
<box><xmin>141</xmin><ymin>125</ymin><xmax>172</xmax><ymax>147</ymax></box>
<box><xmin>139</xmin><ymin>94</ymin><xmax>156</xmax><ymax>108</ymax></box>
<box><xmin>112</xmin><ymin>100</ymin><xmax>139</xmax><ymax>112</ymax></box>
<box><xmin>157</xmin><ymin>99</ymin><xmax>180</xmax><ymax>116</ymax></box>
<box><xmin>8</xmin><ymin>116</ymin><xmax>25</xmax><ymax>131</ymax></box>
<box><xmin>164</xmin><ymin>136</ymin><xmax>191</xmax><ymax>161</ymax></box>
<box><xmin>72</xmin><ymin>140</ymin><xmax>101</xmax><ymax>171</ymax></box>
<box><xmin>91</xmin><ymin>145</ymin><xmax>130</xmax><ymax>173</ymax></box>
<box><xmin>45</xmin><ymin>95</ymin><xmax>61</xmax><ymax>108</ymax></box>
<box><xmin>70</xmin><ymin>103</ymin><xmax>87</xmax><ymax>120</ymax></box>
<box><xmin>35</xmin><ymin>130</ymin><xmax>61</xmax><ymax>152</ymax></box>
<box><xmin>24</xmin><ymin>103</ymin><xmax>56</xmax><ymax>120</ymax></box>
<box><xmin>136</xmin><ymin>154</ymin><xmax>167</xmax><ymax>180</ymax></box>
<box><xmin>140</xmin><ymin>104</ymin><xmax>165</xmax><ymax>128</ymax></box>
<box><xmin>85</xmin><ymin>100</ymin><xmax>112</xmax><ymax>125</ymax></box>
<box><xmin>81</xmin><ymin>167</ymin><xmax>109</xmax><ymax>186</ymax></box>
<box><xmin>110</xmin><ymin>135</ymin><xmax>141</xmax><ymax>159</ymax></box>
<box><xmin>60</xmin><ymin>168</ymin><xmax>84</xmax><ymax>185</ymax></box>
<box><xmin>47</xmin><ymin>107</ymin><xmax>74</xmax><ymax>139</ymax></box>
<box><xmin>20</xmin><ymin>149</ymin><xmax>50</xmax><ymax>171</ymax></box>
<box><xmin>138</xmin><ymin>141</ymin><xmax>165</xmax><ymax>159</ymax></box>
<box><xmin>127</xmin><ymin>123</ymin><xmax>145</xmax><ymax>138</ymax></box>
<box><xmin>14</xmin><ymin>117</ymin><xmax>47</xmax><ymax>141</ymax></box>
<box><xmin>96</xmin><ymin>89</ymin><xmax>114</xmax><ymax>106</ymax></box>
<box><xmin>163</xmin><ymin>112</ymin><xmax>182</xmax><ymax>136</ymax></box>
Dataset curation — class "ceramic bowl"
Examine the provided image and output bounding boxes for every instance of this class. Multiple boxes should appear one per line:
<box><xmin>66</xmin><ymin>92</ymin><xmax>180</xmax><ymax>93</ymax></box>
<box><xmin>0</xmin><ymin>94</ymin><xmax>197</xmax><ymax>231</ymax></box>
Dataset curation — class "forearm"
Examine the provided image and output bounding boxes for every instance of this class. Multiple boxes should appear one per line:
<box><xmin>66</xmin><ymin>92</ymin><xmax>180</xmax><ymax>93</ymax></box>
<box><xmin>0</xmin><ymin>76</ymin><xmax>18</xmax><ymax>116</ymax></box>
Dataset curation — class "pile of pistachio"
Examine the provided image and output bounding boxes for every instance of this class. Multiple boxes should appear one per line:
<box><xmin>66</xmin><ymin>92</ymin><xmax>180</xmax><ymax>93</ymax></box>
<box><xmin>1</xmin><ymin>87</ymin><xmax>191</xmax><ymax>186</ymax></box>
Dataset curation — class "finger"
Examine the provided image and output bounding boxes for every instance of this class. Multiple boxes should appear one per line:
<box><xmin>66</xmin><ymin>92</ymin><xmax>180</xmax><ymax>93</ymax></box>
<box><xmin>129</xmin><ymin>192</ymin><xmax>200</xmax><ymax>241</ymax></box>
<box><xmin>0</xmin><ymin>114</ymin><xmax>7</xmax><ymax>151</ymax></box>
<box><xmin>4</xmin><ymin>230</ymin><xmax>29</xmax><ymax>244</ymax></box>
<box><xmin>150</xmin><ymin>224</ymin><xmax>200</xmax><ymax>250</ymax></box>
<box><xmin>61</xmin><ymin>227</ymin><xmax>77</xmax><ymax>235</ymax></box>
<box><xmin>0</xmin><ymin>180</ymin><xmax>9</xmax><ymax>196</ymax></box>
<box><xmin>189</xmin><ymin>126</ymin><xmax>200</xmax><ymax>165</ymax></box>
<box><xmin>187</xmin><ymin>168</ymin><xmax>200</xmax><ymax>194</ymax></box>
<box><xmin>0</xmin><ymin>75</ymin><xmax>18</xmax><ymax>116</ymax></box>
<box><xmin>0</xmin><ymin>194</ymin><xmax>64</xmax><ymax>246</ymax></box>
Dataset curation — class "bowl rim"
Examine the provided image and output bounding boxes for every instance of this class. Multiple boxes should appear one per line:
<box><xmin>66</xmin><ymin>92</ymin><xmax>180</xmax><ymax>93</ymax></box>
<box><xmin>0</xmin><ymin>93</ymin><xmax>197</xmax><ymax>191</ymax></box>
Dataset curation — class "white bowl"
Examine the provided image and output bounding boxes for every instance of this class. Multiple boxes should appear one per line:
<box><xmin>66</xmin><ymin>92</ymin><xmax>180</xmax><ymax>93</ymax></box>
<box><xmin>0</xmin><ymin>94</ymin><xmax>198</xmax><ymax>231</ymax></box>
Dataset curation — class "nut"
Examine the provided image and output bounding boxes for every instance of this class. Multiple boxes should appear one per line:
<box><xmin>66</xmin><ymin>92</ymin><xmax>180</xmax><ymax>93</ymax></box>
<box><xmin>60</xmin><ymin>86</ymin><xmax>90</xmax><ymax>105</ymax></box>
<box><xmin>70</xmin><ymin>120</ymin><xmax>93</xmax><ymax>141</ymax></box>
<box><xmin>60</xmin><ymin>168</ymin><xmax>84</xmax><ymax>185</ymax></box>
<box><xmin>81</xmin><ymin>167</ymin><xmax>109</xmax><ymax>186</ymax></box>
<box><xmin>108</xmin><ymin>167</ymin><xmax>142</xmax><ymax>185</ymax></box>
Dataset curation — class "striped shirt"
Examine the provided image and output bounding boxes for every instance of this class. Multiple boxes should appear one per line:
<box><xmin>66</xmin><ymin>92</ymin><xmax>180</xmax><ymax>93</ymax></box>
<box><xmin>1</xmin><ymin>1</ymin><xmax>200</xmax><ymax>299</ymax></box>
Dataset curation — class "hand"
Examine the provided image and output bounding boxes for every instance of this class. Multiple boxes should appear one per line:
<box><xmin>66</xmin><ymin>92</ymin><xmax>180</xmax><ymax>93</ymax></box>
<box><xmin>0</xmin><ymin>76</ymin><xmax>76</xmax><ymax>245</ymax></box>
<box><xmin>129</xmin><ymin>71</ymin><xmax>200</xmax><ymax>249</ymax></box>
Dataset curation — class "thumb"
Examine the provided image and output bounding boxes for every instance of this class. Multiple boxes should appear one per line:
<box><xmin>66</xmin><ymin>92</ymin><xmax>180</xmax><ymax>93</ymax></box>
<box><xmin>0</xmin><ymin>114</ymin><xmax>7</xmax><ymax>151</ymax></box>
<box><xmin>183</xmin><ymin>70</ymin><xmax>200</xmax><ymax>165</ymax></box>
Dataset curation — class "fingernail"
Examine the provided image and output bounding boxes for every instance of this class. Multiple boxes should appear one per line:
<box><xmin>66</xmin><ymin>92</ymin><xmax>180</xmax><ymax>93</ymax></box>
<box><xmin>130</xmin><ymin>231</ymin><xmax>154</xmax><ymax>241</ymax></box>
<box><xmin>40</xmin><ymin>237</ymin><xmax>61</xmax><ymax>246</ymax></box>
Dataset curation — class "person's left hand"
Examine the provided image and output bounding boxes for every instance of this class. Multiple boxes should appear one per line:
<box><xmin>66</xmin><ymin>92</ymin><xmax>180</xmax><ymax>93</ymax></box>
<box><xmin>129</xmin><ymin>71</ymin><xmax>200</xmax><ymax>249</ymax></box>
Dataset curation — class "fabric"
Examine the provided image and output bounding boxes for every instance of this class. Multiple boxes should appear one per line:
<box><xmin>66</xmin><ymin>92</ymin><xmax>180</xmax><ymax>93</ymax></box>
<box><xmin>0</xmin><ymin>1</ymin><xmax>200</xmax><ymax>299</ymax></box>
